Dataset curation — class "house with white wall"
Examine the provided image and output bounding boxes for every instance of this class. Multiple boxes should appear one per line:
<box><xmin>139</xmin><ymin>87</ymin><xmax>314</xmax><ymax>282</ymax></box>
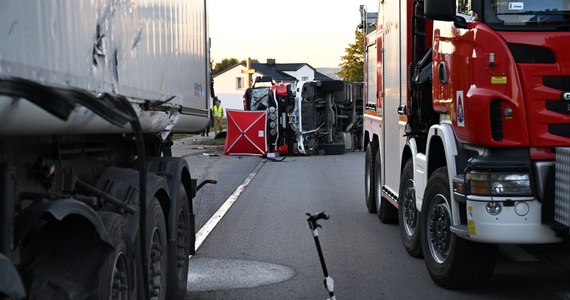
<box><xmin>212</xmin><ymin>59</ymin><xmax>333</xmax><ymax>116</ymax></box>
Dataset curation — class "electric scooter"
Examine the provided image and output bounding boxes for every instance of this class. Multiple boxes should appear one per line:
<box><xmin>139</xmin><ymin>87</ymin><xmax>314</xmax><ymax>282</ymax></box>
<box><xmin>306</xmin><ymin>212</ymin><xmax>335</xmax><ymax>300</ymax></box>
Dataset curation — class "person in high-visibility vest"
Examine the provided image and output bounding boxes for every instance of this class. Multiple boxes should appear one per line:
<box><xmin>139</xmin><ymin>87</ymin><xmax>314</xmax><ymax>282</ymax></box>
<box><xmin>212</xmin><ymin>99</ymin><xmax>224</xmax><ymax>135</ymax></box>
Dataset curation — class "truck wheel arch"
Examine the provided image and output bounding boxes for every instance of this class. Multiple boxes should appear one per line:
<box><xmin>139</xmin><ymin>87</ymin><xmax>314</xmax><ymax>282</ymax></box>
<box><xmin>425</xmin><ymin>124</ymin><xmax>459</xmax><ymax>180</ymax></box>
<box><xmin>15</xmin><ymin>199</ymin><xmax>112</xmax><ymax>247</ymax></box>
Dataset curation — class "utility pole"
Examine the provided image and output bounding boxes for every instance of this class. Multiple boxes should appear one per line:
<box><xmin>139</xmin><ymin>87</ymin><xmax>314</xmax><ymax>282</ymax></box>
<box><xmin>241</xmin><ymin>57</ymin><xmax>255</xmax><ymax>88</ymax></box>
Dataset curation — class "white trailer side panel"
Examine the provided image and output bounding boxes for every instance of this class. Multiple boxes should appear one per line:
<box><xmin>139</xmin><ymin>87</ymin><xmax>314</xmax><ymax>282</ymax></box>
<box><xmin>381</xmin><ymin>0</ymin><xmax>407</xmax><ymax>194</ymax></box>
<box><xmin>0</xmin><ymin>0</ymin><xmax>209</xmax><ymax>134</ymax></box>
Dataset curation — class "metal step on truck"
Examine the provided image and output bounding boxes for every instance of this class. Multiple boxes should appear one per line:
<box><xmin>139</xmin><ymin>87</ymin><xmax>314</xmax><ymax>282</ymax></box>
<box><xmin>0</xmin><ymin>0</ymin><xmax>212</xmax><ymax>299</ymax></box>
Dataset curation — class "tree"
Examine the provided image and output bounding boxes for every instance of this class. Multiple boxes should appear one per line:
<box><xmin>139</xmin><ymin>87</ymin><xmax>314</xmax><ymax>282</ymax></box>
<box><xmin>212</xmin><ymin>58</ymin><xmax>260</xmax><ymax>75</ymax></box>
<box><xmin>337</xmin><ymin>30</ymin><xmax>364</xmax><ymax>82</ymax></box>
<box><xmin>212</xmin><ymin>58</ymin><xmax>240</xmax><ymax>75</ymax></box>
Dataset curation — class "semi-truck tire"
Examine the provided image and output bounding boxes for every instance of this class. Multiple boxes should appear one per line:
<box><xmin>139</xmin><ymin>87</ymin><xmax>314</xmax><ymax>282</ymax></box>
<box><xmin>374</xmin><ymin>148</ymin><xmax>398</xmax><ymax>223</ymax></box>
<box><xmin>96</xmin><ymin>212</ymin><xmax>136</xmax><ymax>300</ymax></box>
<box><xmin>168</xmin><ymin>185</ymin><xmax>191</xmax><ymax>300</ymax></box>
<box><xmin>420</xmin><ymin>167</ymin><xmax>498</xmax><ymax>289</ymax></box>
<box><xmin>398</xmin><ymin>159</ymin><xmax>422</xmax><ymax>258</ymax></box>
<box><xmin>145</xmin><ymin>198</ymin><xmax>168</xmax><ymax>299</ymax></box>
<box><xmin>365</xmin><ymin>143</ymin><xmax>377</xmax><ymax>213</ymax></box>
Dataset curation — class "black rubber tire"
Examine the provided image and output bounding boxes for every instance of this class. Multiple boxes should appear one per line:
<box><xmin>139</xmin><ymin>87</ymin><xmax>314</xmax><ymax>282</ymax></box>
<box><xmin>374</xmin><ymin>148</ymin><xmax>398</xmax><ymax>224</ymax></box>
<box><xmin>365</xmin><ymin>144</ymin><xmax>377</xmax><ymax>213</ymax></box>
<box><xmin>96</xmin><ymin>212</ymin><xmax>137</xmax><ymax>300</ymax></box>
<box><xmin>145</xmin><ymin>199</ymin><xmax>168</xmax><ymax>300</ymax></box>
<box><xmin>398</xmin><ymin>159</ymin><xmax>422</xmax><ymax>258</ymax></box>
<box><xmin>420</xmin><ymin>167</ymin><xmax>498</xmax><ymax>289</ymax></box>
<box><xmin>167</xmin><ymin>185</ymin><xmax>191</xmax><ymax>300</ymax></box>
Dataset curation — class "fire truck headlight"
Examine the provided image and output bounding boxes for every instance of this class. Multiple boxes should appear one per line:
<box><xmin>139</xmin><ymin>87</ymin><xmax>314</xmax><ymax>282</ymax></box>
<box><xmin>466</xmin><ymin>170</ymin><xmax>532</xmax><ymax>196</ymax></box>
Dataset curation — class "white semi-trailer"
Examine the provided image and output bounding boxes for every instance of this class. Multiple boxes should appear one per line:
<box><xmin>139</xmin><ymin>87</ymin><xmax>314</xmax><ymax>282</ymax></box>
<box><xmin>0</xmin><ymin>1</ymin><xmax>211</xmax><ymax>299</ymax></box>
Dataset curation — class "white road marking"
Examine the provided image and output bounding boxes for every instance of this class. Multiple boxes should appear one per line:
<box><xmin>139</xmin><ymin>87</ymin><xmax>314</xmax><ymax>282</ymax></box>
<box><xmin>194</xmin><ymin>159</ymin><xmax>265</xmax><ymax>250</ymax></box>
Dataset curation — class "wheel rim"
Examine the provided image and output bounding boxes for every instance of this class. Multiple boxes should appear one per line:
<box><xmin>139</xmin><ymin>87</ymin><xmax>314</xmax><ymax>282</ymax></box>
<box><xmin>427</xmin><ymin>194</ymin><xmax>452</xmax><ymax>264</ymax></box>
<box><xmin>176</xmin><ymin>210</ymin><xmax>187</xmax><ymax>281</ymax></box>
<box><xmin>402</xmin><ymin>179</ymin><xmax>417</xmax><ymax>236</ymax></box>
<box><xmin>149</xmin><ymin>228</ymin><xmax>164</xmax><ymax>299</ymax></box>
<box><xmin>110</xmin><ymin>252</ymin><xmax>129</xmax><ymax>300</ymax></box>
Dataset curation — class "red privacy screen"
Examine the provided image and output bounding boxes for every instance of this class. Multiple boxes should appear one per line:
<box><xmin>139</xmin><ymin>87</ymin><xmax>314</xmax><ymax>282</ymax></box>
<box><xmin>224</xmin><ymin>110</ymin><xmax>267</xmax><ymax>156</ymax></box>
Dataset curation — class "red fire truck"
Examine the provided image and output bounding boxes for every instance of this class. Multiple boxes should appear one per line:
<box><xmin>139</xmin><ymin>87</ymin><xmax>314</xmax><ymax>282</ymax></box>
<box><xmin>362</xmin><ymin>0</ymin><xmax>570</xmax><ymax>289</ymax></box>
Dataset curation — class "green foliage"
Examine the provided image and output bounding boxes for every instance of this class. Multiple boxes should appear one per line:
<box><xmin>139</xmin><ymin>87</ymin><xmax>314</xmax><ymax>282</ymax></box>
<box><xmin>213</xmin><ymin>58</ymin><xmax>240</xmax><ymax>75</ymax></box>
<box><xmin>212</xmin><ymin>58</ymin><xmax>260</xmax><ymax>75</ymax></box>
<box><xmin>337</xmin><ymin>30</ymin><xmax>364</xmax><ymax>82</ymax></box>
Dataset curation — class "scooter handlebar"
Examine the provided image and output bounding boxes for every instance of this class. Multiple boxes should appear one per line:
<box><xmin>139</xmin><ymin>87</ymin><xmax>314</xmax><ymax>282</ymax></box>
<box><xmin>307</xmin><ymin>212</ymin><xmax>329</xmax><ymax>221</ymax></box>
<box><xmin>306</xmin><ymin>212</ymin><xmax>330</xmax><ymax>230</ymax></box>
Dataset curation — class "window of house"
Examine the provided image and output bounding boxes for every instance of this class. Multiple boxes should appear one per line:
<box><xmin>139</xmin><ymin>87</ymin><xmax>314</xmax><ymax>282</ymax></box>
<box><xmin>301</xmin><ymin>76</ymin><xmax>309</xmax><ymax>81</ymax></box>
<box><xmin>236</xmin><ymin>77</ymin><xmax>244</xmax><ymax>89</ymax></box>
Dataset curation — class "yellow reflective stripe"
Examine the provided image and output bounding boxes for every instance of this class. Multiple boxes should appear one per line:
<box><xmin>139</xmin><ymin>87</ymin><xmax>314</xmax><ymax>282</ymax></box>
<box><xmin>213</xmin><ymin>106</ymin><xmax>223</xmax><ymax>117</ymax></box>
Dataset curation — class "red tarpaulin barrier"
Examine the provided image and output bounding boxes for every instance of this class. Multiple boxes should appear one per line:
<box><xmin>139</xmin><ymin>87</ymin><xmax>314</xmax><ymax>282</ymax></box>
<box><xmin>224</xmin><ymin>110</ymin><xmax>267</xmax><ymax>156</ymax></box>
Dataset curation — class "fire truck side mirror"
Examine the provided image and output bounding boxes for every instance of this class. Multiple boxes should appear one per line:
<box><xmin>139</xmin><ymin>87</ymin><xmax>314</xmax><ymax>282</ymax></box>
<box><xmin>425</xmin><ymin>0</ymin><xmax>455</xmax><ymax>21</ymax></box>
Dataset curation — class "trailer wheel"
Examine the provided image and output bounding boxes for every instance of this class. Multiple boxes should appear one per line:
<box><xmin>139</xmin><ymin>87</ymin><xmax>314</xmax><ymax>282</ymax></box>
<box><xmin>167</xmin><ymin>185</ymin><xmax>191</xmax><ymax>299</ymax></box>
<box><xmin>374</xmin><ymin>148</ymin><xmax>398</xmax><ymax>223</ymax></box>
<box><xmin>146</xmin><ymin>199</ymin><xmax>168</xmax><ymax>300</ymax></box>
<box><xmin>398</xmin><ymin>159</ymin><xmax>422</xmax><ymax>258</ymax></box>
<box><xmin>420</xmin><ymin>167</ymin><xmax>498</xmax><ymax>289</ymax></box>
<box><xmin>364</xmin><ymin>144</ymin><xmax>377</xmax><ymax>213</ymax></box>
<box><xmin>96</xmin><ymin>212</ymin><xmax>136</xmax><ymax>300</ymax></box>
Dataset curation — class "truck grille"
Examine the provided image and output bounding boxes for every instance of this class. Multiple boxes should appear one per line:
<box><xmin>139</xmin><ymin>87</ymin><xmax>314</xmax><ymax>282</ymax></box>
<box><xmin>555</xmin><ymin>147</ymin><xmax>570</xmax><ymax>227</ymax></box>
<box><xmin>508</xmin><ymin>44</ymin><xmax>555</xmax><ymax>64</ymax></box>
<box><xmin>544</xmin><ymin>76</ymin><xmax>570</xmax><ymax>91</ymax></box>
<box><xmin>549</xmin><ymin>124</ymin><xmax>570</xmax><ymax>138</ymax></box>
<box><xmin>546</xmin><ymin>101</ymin><xmax>570</xmax><ymax>116</ymax></box>
<box><xmin>543</xmin><ymin>76</ymin><xmax>570</xmax><ymax>139</ymax></box>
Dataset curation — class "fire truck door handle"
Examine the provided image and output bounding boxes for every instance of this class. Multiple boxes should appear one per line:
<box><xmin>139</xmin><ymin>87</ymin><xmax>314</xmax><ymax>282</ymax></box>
<box><xmin>397</xmin><ymin>105</ymin><xmax>406</xmax><ymax>115</ymax></box>
<box><xmin>438</xmin><ymin>62</ymin><xmax>448</xmax><ymax>84</ymax></box>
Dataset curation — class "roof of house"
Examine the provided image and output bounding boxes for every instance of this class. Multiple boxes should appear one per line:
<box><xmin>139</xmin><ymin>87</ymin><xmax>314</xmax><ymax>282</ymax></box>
<box><xmin>214</xmin><ymin>61</ymin><xmax>333</xmax><ymax>82</ymax></box>
<box><xmin>250</xmin><ymin>63</ymin><xmax>298</xmax><ymax>82</ymax></box>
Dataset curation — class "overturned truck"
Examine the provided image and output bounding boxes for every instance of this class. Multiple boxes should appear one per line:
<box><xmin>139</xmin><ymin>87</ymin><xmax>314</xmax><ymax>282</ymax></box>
<box><xmin>244</xmin><ymin>77</ymin><xmax>363</xmax><ymax>155</ymax></box>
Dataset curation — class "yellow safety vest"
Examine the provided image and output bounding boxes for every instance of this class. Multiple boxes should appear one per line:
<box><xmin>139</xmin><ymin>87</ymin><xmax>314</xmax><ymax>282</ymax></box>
<box><xmin>213</xmin><ymin>105</ymin><xmax>223</xmax><ymax>118</ymax></box>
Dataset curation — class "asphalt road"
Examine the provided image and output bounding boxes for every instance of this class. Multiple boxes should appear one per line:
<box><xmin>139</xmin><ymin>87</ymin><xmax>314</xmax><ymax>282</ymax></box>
<box><xmin>181</xmin><ymin>148</ymin><xmax>570</xmax><ymax>300</ymax></box>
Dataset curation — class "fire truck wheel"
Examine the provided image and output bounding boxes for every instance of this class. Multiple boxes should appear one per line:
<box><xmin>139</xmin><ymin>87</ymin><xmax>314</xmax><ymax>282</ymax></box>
<box><xmin>398</xmin><ymin>159</ymin><xmax>422</xmax><ymax>258</ymax></box>
<box><xmin>375</xmin><ymin>148</ymin><xmax>398</xmax><ymax>223</ymax></box>
<box><xmin>167</xmin><ymin>185</ymin><xmax>191</xmax><ymax>300</ymax></box>
<box><xmin>96</xmin><ymin>212</ymin><xmax>136</xmax><ymax>300</ymax></box>
<box><xmin>420</xmin><ymin>167</ymin><xmax>498</xmax><ymax>289</ymax></box>
<box><xmin>365</xmin><ymin>144</ymin><xmax>377</xmax><ymax>213</ymax></box>
<box><xmin>145</xmin><ymin>198</ymin><xmax>168</xmax><ymax>299</ymax></box>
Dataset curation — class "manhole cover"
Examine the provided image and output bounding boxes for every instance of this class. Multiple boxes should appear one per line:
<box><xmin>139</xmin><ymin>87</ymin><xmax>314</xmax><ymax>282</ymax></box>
<box><xmin>187</xmin><ymin>258</ymin><xmax>296</xmax><ymax>292</ymax></box>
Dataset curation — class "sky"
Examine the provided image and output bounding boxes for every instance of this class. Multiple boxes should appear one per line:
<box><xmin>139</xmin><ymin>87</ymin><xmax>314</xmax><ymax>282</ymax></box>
<box><xmin>208</xmin><ymin>0</ymin><xmax>378</xmax><ymax>69</ymax></box>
